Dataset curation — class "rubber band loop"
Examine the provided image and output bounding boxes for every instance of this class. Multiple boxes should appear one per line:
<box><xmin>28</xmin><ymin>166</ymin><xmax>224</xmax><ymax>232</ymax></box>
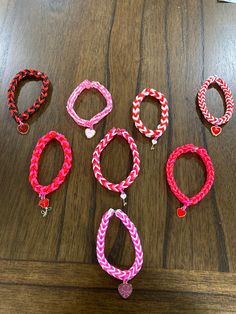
<box><xmin>166</xmin><ymin>144</ymin><xmax>214</xmax><ymax>217</ymax></box>
<box><xmin>96</xmin><ymin>208</ymin><xmax>143</xmax><ymax>298</ymax></box>
<box><xmin>197</xmin><ymin>76</ymin><xmax>234</xmax><ymax>136</ymax></box>
<box><xmin>92</xmin><ymin>127</ymin><xmax>140</xmax><ymax>203</ymax></box>
<box><xmin>7</xmin><ymin>69</ymin><xmax>49</xmax><ymax>134</ymax></box>
<box><xmin>29</xmin><ymin>131</ymin><xmax>72</xmax><ymax>216</ymax></box>
<box><xmin>132</xmin><ymin>88</ymin><xmax>169</xmax><ymax>149</ymax></box>
<box><xmin>66</xmin><ymin>80</ymin><xmax>113</xmax><ymax>138</ymax></box>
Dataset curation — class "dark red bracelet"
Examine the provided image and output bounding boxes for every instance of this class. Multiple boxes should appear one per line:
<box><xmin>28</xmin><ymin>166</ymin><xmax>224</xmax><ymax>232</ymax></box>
<box><xmin>7</xmin><ymin>69</ymin><xmax>50</xmax><ymax>134</ymax></box>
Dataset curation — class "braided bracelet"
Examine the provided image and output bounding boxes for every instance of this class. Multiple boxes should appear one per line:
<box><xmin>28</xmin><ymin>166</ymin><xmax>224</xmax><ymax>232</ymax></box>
<box><xmin>92</xmin><ymin>128</ymin><xmax>143</xmax><ymax>298</ymax></box>
<box><xmin>66</xmin><ymin>80</ymin><xmax>113</xmax><ymax>139</ymax></box>
<box><xmin>97</xmin><ymin>209</ymin><xmax>143</xmax><ymax>299</ymax></box>
<box><xmin>132</xmin><ymin>88</ymin><xmax>169</xmax><ymax>149</ymax></box>
<box><xmin>197</xmin><ymin>75</ymin><xmax>234</xmax><ymax>136</ymax></box>
<box><xmin>166</xmin><ymin>144</ymin><xmax>214</xmax><ymax>218</ymax></box>
<box><xmin>8</xmin><ymin>69</ymin><xmax>50</xmax><ymax>134</ymax></box>
<box><xmin>29</xmin><ymin>131</ymin><xmax>72</xmax><ymax>217</ymax></box>
<box><xmin>92</xmin><ymin>128</ymin><xmax>140</xmax><ymax>206</ymax></box>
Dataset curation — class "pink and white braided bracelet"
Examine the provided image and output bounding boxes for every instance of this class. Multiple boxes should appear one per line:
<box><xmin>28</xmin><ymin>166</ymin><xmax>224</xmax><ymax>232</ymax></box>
<box><xmin>197</xmin><ymin>75</ymin><xmax>234</xmax><ymax>136</ymax></box>
<box><xmin>66</xmin><ymin>80</ymin><xmax>113</xmax><ymax>138</ymax></box>
<box><xmin>92</xmin><ymin>128</ymin><xmax>142</xmax><ymax>298</ymax></box>
<box><xmin>166</xmin><ymin>144</ymin><xmax>214</xmax><ymax>218</ymax></box>
<box><xmin>97</xmin><ymin>208</ymin><xmax>143</xmax><ymax>299</ymax></box>
<box><xmin>92</xmin><ymin>128</ymin><xmax>140</xmax><ymax>206</ymax></box>
<box><xmin>29</xmin><ymin>131</ymin><xmax>72</xmax><ymax>217</ymax></box>
<box><xmin>132</xmin><ymin>88</ymin><xmax>169</xmax><ymax>149</ymax></box>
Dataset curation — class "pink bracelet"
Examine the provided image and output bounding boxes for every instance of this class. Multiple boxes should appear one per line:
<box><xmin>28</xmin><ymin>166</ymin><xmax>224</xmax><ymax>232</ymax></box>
<box><xmin>66</xmin><ymin>80</ymin><xmax>113</xmax><ymax>138</ymax></box>
<box><xmin>92</xmin><ymin>127</ymin><xmax>140</xmax><ymax>206</ymax></box>
<box><xmin>198</xmin><ymin>75</ymin><xmax>234</xmax><ymax>136</ymax></box>
<box><xmin>97</xmin><ymin>209</ymin><xmax>143</xmax><ymax>299</ymax></box>
<box><xmin>166</xmin><ymin>144</ymin><xmax>214</xmax><ymax>218</ymax></box>
<box><xmin>92</xmin><ymin>128</ymin><xmax>143</xmax><ymax>298</ymax></box>
<box><xmin>29</xmin><ymin>131</ymin><xmax>72</xmax><ymax>217</ymax></box>
<box><xmin>132</xmin><ymin>88</ymin><xmax>169</xmax><ymax>149</ymax></box>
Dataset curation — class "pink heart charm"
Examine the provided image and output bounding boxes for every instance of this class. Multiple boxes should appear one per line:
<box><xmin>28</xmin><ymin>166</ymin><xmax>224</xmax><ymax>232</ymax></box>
<box><xmin>85</xmin><ymin>128</ymin><xmax>96</xmax><ymax>139</ymax></box>
<box><xmin>211</xmin><ymin>125</ymin><xmax>222</xmax><ymax>137</ymax></box>
<box><xmin>118</xmin><ymin>282</ymin><xmax>133</xmax><ymax>299</ymax></box>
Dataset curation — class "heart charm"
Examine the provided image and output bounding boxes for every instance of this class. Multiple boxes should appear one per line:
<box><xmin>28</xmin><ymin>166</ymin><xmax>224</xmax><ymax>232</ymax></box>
<box><xmin>85</xmin><ymin>128</ymin><xmax>96</xmax><ymax>139</ymax></box>
<box><xmin>120</xmin><ymin>193</ymin><xmax>127</xmax><ymax>200</ymax></box>
<box><xmin>177</xmin><ymin>207</ymin><xmax>187</xmax><ymax>218</ymax></box>
<box><xmin>118</xmin><ymin>282</ymin><xmax>133</xmax><ymax>299</ymax></box>
<box><xmin>38</xmin><ymin>198</ymin><xmax>49</xmax><ymax>208</ymax></box>
<box><xmin>211</xmin><ymin>125</ymin><xmax>222</xmax><ymax>137</ymax></box>
<box><xmin>152</xmin><ymin>139</ymin><xmax>157</xmax><ymax>146</ymax></box>
<box><xmin>17</xmin><ymin>123</ymin><xmax>29</xmax><ymax>135</ymax></box>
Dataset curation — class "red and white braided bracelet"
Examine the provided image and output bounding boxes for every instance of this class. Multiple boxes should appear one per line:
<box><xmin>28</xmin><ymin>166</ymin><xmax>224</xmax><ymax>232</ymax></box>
<box><xmin>132</xmin><ymin>88</ymin><xmax>169</xmax><ymax>149</ymax></box>
<box><xmin>92</xmin><ymin>128</ymin><xmax>140</xmax><ymax>206</ymax></box>
<box><xmin>66</xmin><ymin>80</ymin><xmax>113</xmax><ymax>139</ymax></box>
<box><xmin>197</xmin><ymin>75</ymin><xmax>234</xmax><ymax>136</ymax></box>
<box><xmin>166</xmin><ymin>144</ymin><xmax>214</xmax><ymax>218</ymax></box>
<box><xmin>92</xmin><ymin>128</ymin><xmax>143</xmax><ymax>298</ymax></box>
<box><xmin>29</xmin><ymin>131</ymin><xmax>72</xmax><ymax>217</ymax></box>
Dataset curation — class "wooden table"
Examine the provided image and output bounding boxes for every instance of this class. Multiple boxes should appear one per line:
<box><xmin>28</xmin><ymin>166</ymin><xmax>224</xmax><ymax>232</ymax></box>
<box><xmin>0</xmin><ymin>0</ymin><xmax>236</xmax><ymax>312</ymax></box>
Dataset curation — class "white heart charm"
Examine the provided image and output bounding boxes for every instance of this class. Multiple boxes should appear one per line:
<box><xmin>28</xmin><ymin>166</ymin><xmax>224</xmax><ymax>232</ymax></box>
<box><xmin>152</xmin><ymin>139</ymin><xmax>157</xmax><ymax>145</ymax></box>
<box><xmin>120</xmin><ymin>193</ymin><xmax>127</xmax><ymax>200</ymax></box>
<box><xmin>85</xmin><ymin>128</ymin><xmax>96</xmax><ymax>139</ymax></box>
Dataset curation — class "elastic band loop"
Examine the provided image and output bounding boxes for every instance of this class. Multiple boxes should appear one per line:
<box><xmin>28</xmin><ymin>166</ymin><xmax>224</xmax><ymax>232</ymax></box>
<box><xmin>92</xmin><ymin>128</ymin><xmax>140</xmax><ymax>193</ymax></box>
<box><xmin>66</xmin><ymin>80</ymin><xmax>113</xmax><ymax>130</ymax></box>
<box><xmin>198</xmin><ymin>75</ymin><xmax>234</xmax><ymax>126</ymax></box>
<box><xmin>166</xmin><ymin>144</ymin><xmax>214</xmax><ymax>215</ymax></box>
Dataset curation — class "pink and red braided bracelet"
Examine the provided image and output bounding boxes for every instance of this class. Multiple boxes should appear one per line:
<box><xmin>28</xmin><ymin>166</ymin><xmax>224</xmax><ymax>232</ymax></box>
<box><xmin>166</xmin><ymin>144</ymin><xmax>214</xmax><ymax>217</ymax></box>
<box><xmin>198</xmin><ymin>75</ymin><xmax>234</xmax><ymax>136</ymax></box>
<box><xmin>92</xmin><ymin>128</ymin><xmax>143</xmax><ymax>299</ymax></box>
<box><xmin>66</xmin><ymin>80</ymin><xmax>113</xmax><ymax>138</ymax></box>
<box><xmin>29</xmin><ymin>131</ymin><xmax>72</xmax><ymax>217</ymax></box>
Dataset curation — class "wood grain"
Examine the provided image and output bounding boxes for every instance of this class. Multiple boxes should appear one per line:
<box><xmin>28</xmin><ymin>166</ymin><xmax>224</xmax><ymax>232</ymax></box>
<box><xmin>0</xmin><ymin>0</ymin><xmax>236</xmax><ymax>312</ymax></box>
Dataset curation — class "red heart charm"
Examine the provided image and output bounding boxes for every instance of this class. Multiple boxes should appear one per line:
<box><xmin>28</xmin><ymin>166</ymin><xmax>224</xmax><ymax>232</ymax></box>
<box><xmin>118</xmin><ymin>282</ymin><xmax>133</xmax><ymax>299</ymax></box>
<box><xmin>17</xmin><ymin>123</ymin><xmax>29</xmax><ymax>135</ymax></box>
<box><xmin>177</xmin><ymin>207</ymin><xmax>187</xmax><ymax>218</ymax></box>
<box><xmin>39</xmin><ymin>198</ymin><xmax>49</xmax><ymax>208</ymax></box>
<box><xmin>211</xmin><ymin>125</ymin><xmax>222</xmax><ymax>137</ymax></box>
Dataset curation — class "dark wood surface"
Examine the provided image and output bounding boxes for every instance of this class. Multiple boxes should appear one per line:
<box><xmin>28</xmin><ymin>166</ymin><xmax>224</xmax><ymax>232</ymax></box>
<box><xmin>0</xmin><ymin>0</ymin><xmax>236</xmax><ymax>313</ymax></box>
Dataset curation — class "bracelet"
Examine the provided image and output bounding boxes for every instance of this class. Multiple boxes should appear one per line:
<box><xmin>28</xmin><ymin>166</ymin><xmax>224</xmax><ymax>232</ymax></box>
<box><xmin>66</xmin><ymin>80</ymin><xmax>113</xmax><ymax>138</ymax></box>
<box><xmin>8</xmin><ymin>69</ymin><xmax>50</xmax><ymax>134</ymax></box>
<box><xmin>92</xmin><ymin>127</ymin><xmax>140</xmax><ymax>206</ymax></box>
<box><xmin>92</xmin><ymin>128</ymin><xmax>142</xmax><ymax>298</ymax></box>
<box><xmin>29</xmin><ymin>131</ymin><xmax>72</xmax><ymax>217</ymax></box>
<box><xmin>132</xmin><ymin>88</ymin><xmax>169</xmax><ymax>149</ymax></box>
<box><xmin>166</xmin><ymin>144</ymin><xmax>214</xmax><ymax>217</ymax></box>
<box><xmin>97</xmin><ymin>208</ymin><xmax>143</xmax><ymax>299</ymax></box>
<box><xmin>197</xmin><ymin>75</ymin><xmax>234</xmax><ymax>136</ymax></box>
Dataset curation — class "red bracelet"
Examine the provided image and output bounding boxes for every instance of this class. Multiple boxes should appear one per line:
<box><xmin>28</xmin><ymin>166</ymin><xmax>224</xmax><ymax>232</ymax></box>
<box><xmin>29</xmin><ymin>131</ymin><xmax>72</xmax><ymax>217</ymax></box>
<box><xmin>198</xmin><ymin>75</ymin><xmax>234</xmax><ymax>136</ymax></box>
<box><xmin>166</xmin><ymin>144</ymin><xmax>214</xmax><ymax>218</ymax></box>
<box><xmin>8</xmin><ymin>69</ymin><xmax>50</xmax><ymax>134</ymax></box>
<box><xmin>132</xmin><ymin>88</ymin><xmax>169</xmax><ymax>149</ymax></box>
